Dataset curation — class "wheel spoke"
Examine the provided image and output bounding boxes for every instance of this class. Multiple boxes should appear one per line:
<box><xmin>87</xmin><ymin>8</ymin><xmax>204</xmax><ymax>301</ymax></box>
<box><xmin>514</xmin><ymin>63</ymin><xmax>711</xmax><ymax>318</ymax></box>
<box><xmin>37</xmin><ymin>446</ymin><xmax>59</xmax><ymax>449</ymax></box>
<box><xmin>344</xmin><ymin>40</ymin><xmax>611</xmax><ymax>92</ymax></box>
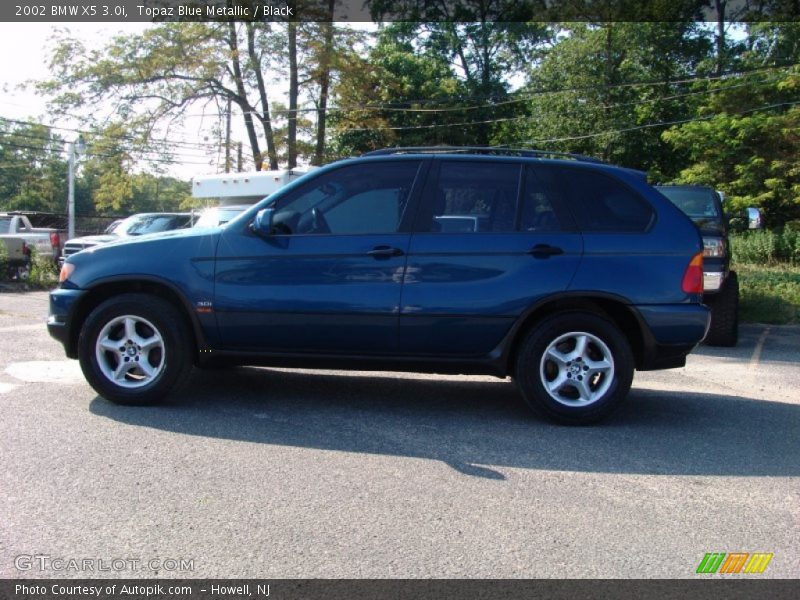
<box><xmin>113</xmin><ymin>360</ymin><xmax>134</xmax><ymax>381</ymax></box>
<box><xmin>545</xmin><ymin>346</ymin><xmax>569</xmax><ymax>367</ymax></box>
<box><xmin>546</xmin><ymin>373</ymin><xmax>568</xmax><ymax>395</ymax></box>
<box><xmin>140</xmin><ymin>334</ymin><xmax>162</xmax><ymax>353</ymax></box>
<box><xmin>574</xmin><ymin>377</ymin><xmax>593</xmax><ymax>401</ymax></box>
<box><xmin>123</xmin><ymin>317</ymin><xmax>137</xmax><ymax>342</ymax></box>
<box><xmin>138</xmin><ymin>359</ymin><xmax>156</xmax><ymax>378</ymax></box>
<box><xmin>585</xmin><ymin>358</ymin><xmax>612</xmax><ymax>378</ymax></box>
<box><xmin>99</xmin><ymin>337</ymin><xmax>121</xmax><ymax>354</ymax></box>
<box><xmin>571</xmin><ymin>334</ymin><xmax>589</xmax><ymax>360</ymax></box>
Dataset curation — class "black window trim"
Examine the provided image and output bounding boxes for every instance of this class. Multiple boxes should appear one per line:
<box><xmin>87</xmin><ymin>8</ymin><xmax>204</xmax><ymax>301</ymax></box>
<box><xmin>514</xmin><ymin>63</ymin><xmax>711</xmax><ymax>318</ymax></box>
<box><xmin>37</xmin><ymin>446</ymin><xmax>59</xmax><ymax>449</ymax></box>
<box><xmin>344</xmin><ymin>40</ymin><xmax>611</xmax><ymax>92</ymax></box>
<box><xmin>412</xmin><ymin>156</ymin><xmax>524</xmax><ymax>235</ymax></box>
<box><xmin>258</xmin><ymin>157</ymin><xmax>431</xmax><ymax>237</ymax></box>
<box><xmin>552</xmin><ymin>164</ymin><xmax>658</xmax><ymax>234</ymax></box>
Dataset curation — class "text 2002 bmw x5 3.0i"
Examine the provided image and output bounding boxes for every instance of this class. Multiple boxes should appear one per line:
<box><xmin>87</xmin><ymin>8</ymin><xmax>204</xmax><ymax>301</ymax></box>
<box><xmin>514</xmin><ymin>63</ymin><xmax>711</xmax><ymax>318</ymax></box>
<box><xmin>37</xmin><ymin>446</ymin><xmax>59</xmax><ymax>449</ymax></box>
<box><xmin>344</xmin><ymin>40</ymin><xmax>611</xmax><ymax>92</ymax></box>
<box><xmin>48</xmin><ymin>148</ymin><xmax>710</xmax><ymax>424</ymax></box>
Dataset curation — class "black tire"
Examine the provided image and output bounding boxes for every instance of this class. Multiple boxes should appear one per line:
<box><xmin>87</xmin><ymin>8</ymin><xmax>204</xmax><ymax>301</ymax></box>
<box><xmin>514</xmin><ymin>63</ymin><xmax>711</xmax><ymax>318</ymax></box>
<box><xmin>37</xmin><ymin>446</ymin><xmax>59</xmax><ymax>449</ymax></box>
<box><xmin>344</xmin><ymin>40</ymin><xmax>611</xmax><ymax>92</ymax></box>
<box><xmin>515</xmin><ymin>312</ymin><xmax>635</xmax><ymax>425</ymax></box>
<box><xmin>78</xmin><ymin>293</ymin><xmax>194</xmax><ymax>405</ymax></box>
<box><xmin>703</xmin><ymin>271</ymin><xmax>739</xmax><ymax>347</ymax></box>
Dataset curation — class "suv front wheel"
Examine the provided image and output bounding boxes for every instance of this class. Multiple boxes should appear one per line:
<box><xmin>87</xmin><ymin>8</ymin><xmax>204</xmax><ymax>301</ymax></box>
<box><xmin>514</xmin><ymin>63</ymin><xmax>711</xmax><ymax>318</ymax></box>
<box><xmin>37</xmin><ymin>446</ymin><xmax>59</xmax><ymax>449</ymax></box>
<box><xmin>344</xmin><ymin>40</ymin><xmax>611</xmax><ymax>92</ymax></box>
<box><xmin>78</xmin><ymin>293</ymin><xmax>194</xmax><ymax>405</ymax></box>
<box><xmin>515</xmin><ymin>312</ymin><xmax>634</xmax><ymax>424</ymax></box>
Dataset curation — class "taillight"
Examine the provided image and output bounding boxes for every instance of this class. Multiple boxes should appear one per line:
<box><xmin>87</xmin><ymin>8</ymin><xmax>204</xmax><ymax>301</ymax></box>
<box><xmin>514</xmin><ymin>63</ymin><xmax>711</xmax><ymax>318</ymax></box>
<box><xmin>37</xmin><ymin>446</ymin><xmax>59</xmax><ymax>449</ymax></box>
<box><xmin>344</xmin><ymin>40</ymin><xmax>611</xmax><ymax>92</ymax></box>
<box><xmin>681</xmin><ymin>252</ymin><xmax>704</xmax><ymax>294</ymax></box>
<box><xmin>50</xmin><ymin>231</ymin><xmax>60</xmax><ymax>249</ymax></box>
<box><xmin>21</xmin><ymin>241</ymin><xmax>30</xmax><ymax>256</ymax></box>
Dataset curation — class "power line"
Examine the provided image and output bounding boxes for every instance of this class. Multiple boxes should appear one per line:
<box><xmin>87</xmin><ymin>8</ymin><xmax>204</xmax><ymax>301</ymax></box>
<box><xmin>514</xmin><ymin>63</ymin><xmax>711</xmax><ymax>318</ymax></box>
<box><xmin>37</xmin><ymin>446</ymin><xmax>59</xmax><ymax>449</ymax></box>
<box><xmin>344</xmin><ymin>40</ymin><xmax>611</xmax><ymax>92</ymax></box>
<box><xmin>0</xmin><ymin>115</ymin><xmax>212</xmax><ymax>151</ymax></box>
<box><xmin>335</xmin><ymin>76</ymin><xmax>787</xmax><ymax>133</ymax></box>
<box><xmin>518</xmin><ymin>100</ymin><xmax>800</xmax><ymax>145</ymax></box>
<box><xmin>265</xmin><ymin>61</ymin><xmax>800</xmax><ymax>116</ymax></box>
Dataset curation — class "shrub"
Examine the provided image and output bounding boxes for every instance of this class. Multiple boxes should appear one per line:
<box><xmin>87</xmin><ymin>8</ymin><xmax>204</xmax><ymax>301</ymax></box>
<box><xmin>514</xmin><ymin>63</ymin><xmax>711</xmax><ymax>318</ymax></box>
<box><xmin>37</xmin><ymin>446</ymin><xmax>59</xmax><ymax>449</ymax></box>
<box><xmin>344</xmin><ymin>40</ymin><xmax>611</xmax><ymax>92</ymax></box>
<box><xmin>27</xmin><ymin>247</ymin><xmax>58</xmax><ymax>288</ymax></box>
<box><xmin>732</xmin><ymin>227</ymin><xmax>800</xmax><ymax>265</ymax></box>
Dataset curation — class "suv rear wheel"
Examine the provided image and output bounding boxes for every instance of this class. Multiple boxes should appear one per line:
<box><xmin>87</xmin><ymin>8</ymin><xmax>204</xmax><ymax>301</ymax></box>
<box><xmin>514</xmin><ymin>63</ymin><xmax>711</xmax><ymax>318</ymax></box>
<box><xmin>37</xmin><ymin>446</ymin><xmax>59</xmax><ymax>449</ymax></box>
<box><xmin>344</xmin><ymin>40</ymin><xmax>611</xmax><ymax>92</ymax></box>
<box><xmin>78</xmin><ymin>293</ymin><xmax>193</xmax><ymax>405</ymax></box>
<box><xmin>515</xmin><ymin>312</ymin><xmax>634</xmax><ymax>424</ymax></box>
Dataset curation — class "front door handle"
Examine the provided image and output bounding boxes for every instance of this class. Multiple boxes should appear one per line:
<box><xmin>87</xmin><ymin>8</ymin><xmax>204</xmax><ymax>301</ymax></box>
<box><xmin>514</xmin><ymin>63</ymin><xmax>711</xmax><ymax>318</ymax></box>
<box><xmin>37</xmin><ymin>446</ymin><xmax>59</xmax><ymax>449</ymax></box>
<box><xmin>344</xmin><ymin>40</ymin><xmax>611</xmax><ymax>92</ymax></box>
<box><xmin>527</xmin><ymin>244</ymin><xmax>564</xmax><ymax>258</ymax></box>
<box><xmin>367</xmin><ymin>245</ymin><xmax>405</xmax><ymax>258</ymax></box>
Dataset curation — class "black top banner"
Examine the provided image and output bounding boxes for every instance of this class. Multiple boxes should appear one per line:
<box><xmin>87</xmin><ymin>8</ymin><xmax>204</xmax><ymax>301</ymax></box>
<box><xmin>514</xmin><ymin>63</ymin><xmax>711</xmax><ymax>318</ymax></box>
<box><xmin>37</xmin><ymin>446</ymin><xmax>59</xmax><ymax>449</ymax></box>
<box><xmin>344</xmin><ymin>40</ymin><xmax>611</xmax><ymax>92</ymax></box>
<box><xmin>2</xmin><ymin>0</ymin><xmax>800</xmax><ymax>23</ymax></box>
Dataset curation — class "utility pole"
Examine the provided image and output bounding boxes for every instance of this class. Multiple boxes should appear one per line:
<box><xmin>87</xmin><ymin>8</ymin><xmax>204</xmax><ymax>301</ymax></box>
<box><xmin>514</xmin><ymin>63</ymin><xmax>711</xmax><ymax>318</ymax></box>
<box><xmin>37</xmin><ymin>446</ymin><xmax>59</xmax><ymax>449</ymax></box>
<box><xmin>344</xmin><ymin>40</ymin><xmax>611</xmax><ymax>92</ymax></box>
<box><xmin>225</xmin><ymin>98</ymin><xmax>232</xmax><ymax>172</ymax></box>
<box><xmin>67</xmin><ymin>135</ymin><xmax>85</xmax><ymax>241</ymax></box>
<box><xmin>237</xmin><ymin>142</ymin><xmax>243</xmax><ymax>172</ymax></box>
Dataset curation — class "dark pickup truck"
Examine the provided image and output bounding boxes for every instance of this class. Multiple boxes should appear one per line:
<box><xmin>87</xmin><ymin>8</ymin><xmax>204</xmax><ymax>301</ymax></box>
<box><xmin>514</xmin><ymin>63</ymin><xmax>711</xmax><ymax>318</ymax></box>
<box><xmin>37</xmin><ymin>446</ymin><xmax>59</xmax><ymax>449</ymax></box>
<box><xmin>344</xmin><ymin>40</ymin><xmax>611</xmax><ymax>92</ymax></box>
<box><xmin>657</xmin><ymin>185</ymin><xmax>761</xmax><ymax>347</ymax></box>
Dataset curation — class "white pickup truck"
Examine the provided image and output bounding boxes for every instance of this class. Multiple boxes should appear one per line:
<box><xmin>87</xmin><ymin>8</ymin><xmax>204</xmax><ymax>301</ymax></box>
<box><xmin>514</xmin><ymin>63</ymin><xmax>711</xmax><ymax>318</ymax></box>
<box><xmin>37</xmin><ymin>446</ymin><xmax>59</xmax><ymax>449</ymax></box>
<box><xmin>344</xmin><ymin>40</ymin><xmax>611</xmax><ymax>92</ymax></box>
<box><xmin>0</xmin><ymin>213</ymin><xmax>65</xmax><ymax>266</ymax></box>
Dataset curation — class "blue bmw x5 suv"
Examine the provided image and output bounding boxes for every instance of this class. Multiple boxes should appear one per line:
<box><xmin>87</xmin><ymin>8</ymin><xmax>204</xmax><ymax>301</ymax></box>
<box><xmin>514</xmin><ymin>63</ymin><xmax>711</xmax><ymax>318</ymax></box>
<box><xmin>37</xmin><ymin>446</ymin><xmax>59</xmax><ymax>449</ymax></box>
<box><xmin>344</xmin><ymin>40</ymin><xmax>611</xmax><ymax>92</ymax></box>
<box><xmin>48</xmin><ymin>148</ymin><xmax>709</xmax><ymax>424</ymax></box>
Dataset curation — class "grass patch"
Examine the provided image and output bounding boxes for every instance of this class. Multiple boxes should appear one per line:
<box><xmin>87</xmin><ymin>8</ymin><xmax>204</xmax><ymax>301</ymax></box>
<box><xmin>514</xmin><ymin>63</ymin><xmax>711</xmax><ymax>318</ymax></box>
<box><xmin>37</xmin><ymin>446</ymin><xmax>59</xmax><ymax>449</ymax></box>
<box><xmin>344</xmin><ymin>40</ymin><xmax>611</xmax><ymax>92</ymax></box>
<box><xmin>735</xmin><ymin>263</ymin><xmax>800</xmax><ymax>324</ymax></box>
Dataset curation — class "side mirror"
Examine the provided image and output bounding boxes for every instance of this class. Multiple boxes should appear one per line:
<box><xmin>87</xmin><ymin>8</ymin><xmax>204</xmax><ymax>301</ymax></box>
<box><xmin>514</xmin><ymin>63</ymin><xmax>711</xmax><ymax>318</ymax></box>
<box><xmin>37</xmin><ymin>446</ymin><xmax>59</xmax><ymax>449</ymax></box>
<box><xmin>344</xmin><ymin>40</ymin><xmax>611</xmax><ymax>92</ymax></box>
<box><xmin>746</xmin><ymin>207</ymin><xmax>763</xmax><ymax>230</ymax></box>
<box><xmin>250</xmin><ymin>208</ymin><xmax>275</xmax><ymax>238</ymax></box>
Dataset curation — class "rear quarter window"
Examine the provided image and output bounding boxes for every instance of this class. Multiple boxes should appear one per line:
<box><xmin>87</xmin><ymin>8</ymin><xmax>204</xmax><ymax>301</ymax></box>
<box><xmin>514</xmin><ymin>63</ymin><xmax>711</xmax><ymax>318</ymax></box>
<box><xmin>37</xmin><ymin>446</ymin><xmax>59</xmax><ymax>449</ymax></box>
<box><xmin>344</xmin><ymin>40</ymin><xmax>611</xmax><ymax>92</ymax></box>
<box><xmin>556</xmin><ymin>167</ymin><xmax>655</xmax><ymax>232</ymax></box>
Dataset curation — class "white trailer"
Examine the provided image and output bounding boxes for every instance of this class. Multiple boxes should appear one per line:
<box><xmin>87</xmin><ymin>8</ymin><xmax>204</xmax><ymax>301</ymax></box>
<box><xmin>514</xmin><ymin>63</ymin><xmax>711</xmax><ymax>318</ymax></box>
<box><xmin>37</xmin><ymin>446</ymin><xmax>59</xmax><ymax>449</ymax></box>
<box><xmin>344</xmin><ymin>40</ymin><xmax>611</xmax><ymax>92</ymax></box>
<box><xmin>191</xmin><ymin>169</ymin><xmax>313</xmax><ymax>206</ymax></box>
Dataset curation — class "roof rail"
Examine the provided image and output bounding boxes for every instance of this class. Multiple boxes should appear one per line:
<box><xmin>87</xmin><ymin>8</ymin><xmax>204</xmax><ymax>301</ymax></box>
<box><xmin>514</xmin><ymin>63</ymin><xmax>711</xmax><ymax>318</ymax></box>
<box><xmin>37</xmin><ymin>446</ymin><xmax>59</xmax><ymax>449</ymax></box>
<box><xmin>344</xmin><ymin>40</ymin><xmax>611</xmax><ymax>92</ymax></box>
<box><xmin>362</xmin><ymin>146</ymin><xmax>605</xmax><ymax>163</ymax></box>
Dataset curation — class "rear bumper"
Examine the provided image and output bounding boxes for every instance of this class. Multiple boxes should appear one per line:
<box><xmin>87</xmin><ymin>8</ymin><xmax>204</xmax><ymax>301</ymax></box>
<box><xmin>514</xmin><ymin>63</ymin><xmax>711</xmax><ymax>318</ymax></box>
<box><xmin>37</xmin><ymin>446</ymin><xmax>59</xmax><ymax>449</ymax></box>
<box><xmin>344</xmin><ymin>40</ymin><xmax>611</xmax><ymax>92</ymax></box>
<box><xmin>47</xmin><ymin>288</ymin><xmax>87</xmax><ymax>359</ymax></box>
<box><xmin>635</xmin><ymin>303</ymin><xmax>710</xmax><ymax>370</ymax></box>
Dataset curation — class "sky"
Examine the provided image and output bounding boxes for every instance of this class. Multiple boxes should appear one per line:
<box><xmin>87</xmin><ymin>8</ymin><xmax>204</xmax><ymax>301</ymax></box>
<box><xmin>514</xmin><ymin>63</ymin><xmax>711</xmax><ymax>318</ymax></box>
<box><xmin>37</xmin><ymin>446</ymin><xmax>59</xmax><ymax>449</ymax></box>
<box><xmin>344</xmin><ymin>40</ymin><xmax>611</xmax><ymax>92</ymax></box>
<box><xmin>0</xmin><ymin>22</ymin><xmax>246</xmax><ymax>180</ymax></box>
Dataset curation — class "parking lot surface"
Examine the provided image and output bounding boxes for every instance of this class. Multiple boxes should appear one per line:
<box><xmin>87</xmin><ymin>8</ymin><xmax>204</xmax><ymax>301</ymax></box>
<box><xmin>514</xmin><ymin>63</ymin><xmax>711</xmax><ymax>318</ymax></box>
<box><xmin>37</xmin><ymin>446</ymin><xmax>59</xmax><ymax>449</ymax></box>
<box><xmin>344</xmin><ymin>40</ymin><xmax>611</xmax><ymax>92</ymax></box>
<box><xmin>1</xmin><ymin>291</ymin><xmax>798</xmax><ymax>578</ymax></box>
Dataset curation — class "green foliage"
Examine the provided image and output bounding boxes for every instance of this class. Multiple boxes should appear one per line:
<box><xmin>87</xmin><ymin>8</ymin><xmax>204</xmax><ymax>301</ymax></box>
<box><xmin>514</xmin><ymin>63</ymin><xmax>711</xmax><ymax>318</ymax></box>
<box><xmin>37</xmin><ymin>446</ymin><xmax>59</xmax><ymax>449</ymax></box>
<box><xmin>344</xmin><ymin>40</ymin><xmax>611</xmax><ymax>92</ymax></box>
<box><xmin>0</xmin><ymin>241</ymin><xmax>8</xmax><ymax>281</ymax></box>
<box><xmin>496</xmin><ymin>22</ymin><xmax>711</xmax><ymax>174</ymax></box>
<box><xmin>661</xmin><ymin>23</ymin><xmax>800</xmax><ymax>227</ymax></box>
<box><xmin>27</xmin><ymin>247</ymin><xmax>58</xmax><ymax>288</ymax></box>
<box><xmin>731</xmin><ymin>228</ymin><xmax>800</xmax><ymax>265</ymax></box>
<box><xmin>736</xmin><ymin>263</ymin><xmax>800</xmax><ymax>324</ymax></box>
<box><xmin>0</xmin><ymin>121</ymin><xmax>69</xmax><ymax>213</ymax></box>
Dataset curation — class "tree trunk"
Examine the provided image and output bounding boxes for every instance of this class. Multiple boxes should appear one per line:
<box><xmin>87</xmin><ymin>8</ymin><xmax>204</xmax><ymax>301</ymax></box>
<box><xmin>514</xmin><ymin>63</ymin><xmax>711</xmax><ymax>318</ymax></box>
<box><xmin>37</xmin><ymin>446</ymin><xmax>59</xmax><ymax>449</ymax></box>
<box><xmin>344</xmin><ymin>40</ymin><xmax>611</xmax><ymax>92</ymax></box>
<box><xmin>313</xmin><ymin>5</ymin><xmax>335</xmax><ymax>166</ymax></box>
<box><xmin>714</xmin><ymin>0</ymin><xmax>727</xmax><ymax>76</ymax></box>
<box><xmin>246</xmin><ymin>22</ymin><xmax>279</xmax><ymax>170</ymax></box>
<box><xmin>227</xmin><ymin>22</ymin><xmax>264</xmax><ymax>171</ymax></box>
<box><xmin>288</xmin><ymin>21</ymin><xmax>298</xmax><ymax>169</ymax></box>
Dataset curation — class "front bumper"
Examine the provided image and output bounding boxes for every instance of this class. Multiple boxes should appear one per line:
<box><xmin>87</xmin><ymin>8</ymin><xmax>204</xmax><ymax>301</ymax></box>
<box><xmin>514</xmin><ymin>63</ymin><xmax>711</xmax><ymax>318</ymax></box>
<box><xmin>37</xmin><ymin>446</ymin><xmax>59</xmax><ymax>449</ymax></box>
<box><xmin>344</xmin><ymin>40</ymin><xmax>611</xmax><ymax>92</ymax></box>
<box><xmin>47</xmin><ymin>288</ymin><xmax>87</xmax><ymax>359</ymax></box>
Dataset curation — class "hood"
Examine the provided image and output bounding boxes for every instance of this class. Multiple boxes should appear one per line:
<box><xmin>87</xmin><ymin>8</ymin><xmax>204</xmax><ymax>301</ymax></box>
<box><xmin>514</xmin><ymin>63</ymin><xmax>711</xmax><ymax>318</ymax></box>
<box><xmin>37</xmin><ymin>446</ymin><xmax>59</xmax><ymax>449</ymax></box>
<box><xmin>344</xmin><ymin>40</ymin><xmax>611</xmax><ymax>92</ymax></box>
<box><xmin>65</xmin><ymin>234</ymin><xmax>118</xmax><ymax>246</ymax></box>
<box><xmin>79</xmin><ymin>226</ymin><xmax>218</xmax><ymax>256</ymax></box>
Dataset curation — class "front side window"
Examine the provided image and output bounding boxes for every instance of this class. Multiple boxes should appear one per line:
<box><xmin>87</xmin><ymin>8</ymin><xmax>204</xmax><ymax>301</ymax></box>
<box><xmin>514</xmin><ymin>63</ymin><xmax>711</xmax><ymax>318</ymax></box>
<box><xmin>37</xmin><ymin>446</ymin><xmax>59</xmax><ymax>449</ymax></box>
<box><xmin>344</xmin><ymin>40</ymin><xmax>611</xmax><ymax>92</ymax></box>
<box><xmin>271</xmin><ymin>161</ymin><xmax>421</xmax><ymax>235</ymax></box>
<box><xmin>425</xmin><ymin>162</ymin><xmax>521</xmax><ymax>233</ymax></box>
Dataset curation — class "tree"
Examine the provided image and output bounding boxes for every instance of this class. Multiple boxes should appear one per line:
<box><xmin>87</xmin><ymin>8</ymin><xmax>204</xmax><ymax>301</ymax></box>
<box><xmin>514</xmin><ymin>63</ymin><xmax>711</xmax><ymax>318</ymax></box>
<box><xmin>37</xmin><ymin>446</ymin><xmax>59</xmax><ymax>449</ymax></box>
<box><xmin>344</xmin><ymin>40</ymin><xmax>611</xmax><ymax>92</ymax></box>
<box><xmin>0</xmin><ymin>121</ymin><xmax>69</xmax><ymax>213</ymax></box>
<box><xmin>41</xmin><ymin>22</ymin><xmax>282</xmax><ymax>171</ymax></box>
<box><xmin>496</xmin><ymin>21</ymin><xmax>712</xmax><ymax>175</ymax></box>
<box><xmin>662</xmin><ymin>23</ymin><xmax>800</xmax><ymax>226</ymax></box>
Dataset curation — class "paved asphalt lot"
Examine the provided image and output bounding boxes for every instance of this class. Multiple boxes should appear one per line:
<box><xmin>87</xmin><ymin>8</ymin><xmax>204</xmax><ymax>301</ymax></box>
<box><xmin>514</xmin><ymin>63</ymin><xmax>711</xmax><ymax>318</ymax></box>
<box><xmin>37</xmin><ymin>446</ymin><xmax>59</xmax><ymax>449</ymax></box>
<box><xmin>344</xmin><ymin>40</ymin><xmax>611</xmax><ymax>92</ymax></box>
<box><xmin>1</xmin><ymin>290</ymin><xmax>798</xmax><ymax>579</ymax></box>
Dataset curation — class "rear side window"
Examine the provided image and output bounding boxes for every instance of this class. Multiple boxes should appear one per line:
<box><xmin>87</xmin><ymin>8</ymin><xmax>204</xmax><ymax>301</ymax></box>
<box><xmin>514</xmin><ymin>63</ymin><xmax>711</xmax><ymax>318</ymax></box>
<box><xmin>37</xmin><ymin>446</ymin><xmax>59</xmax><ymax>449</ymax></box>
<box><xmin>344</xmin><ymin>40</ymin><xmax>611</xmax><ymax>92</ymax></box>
<box><xmin>521</xmin><ymin>166</ymin><xmax>572</xmax><ymax>232</ymax></box>
<box><xmin>556</xmin><ymin>168</ymin><xmax>654</xmax><ymax>232</ymax></box>
<box><xmin>425</xmin><ymin>161</ymin><xmax>520</xmax><ymax>233</ymax></box>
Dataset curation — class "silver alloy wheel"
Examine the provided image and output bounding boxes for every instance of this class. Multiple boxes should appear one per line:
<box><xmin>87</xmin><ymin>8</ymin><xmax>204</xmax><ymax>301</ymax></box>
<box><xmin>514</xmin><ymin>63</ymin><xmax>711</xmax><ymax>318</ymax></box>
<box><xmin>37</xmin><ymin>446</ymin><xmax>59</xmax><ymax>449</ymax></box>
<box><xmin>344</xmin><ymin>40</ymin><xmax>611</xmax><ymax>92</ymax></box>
<box><xmin>94</xmin><ymin>315</ymin><xmax>165</xmax><ymax>389</ymax></box>
<box><xmin>539</xmin><ymin>331</ymin><xmax>615</xmax><ymax>407</ymax></box>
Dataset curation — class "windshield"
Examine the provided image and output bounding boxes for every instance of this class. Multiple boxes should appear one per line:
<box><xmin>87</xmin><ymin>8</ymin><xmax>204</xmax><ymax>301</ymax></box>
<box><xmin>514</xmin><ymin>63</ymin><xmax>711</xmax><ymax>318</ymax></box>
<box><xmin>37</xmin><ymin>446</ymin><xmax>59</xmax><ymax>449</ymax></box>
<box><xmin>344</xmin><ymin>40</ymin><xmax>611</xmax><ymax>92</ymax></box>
<box><xmin>193</xmin><ymin>207</ymin><xmax>247</xmax><ymax>228</ymax></box>
<box><xmin>659</xmin><ymin>188</ymin><xmax>721</xmax><ymax>219</ymax></box>
<box><xmin>116</xmin><ymin>214</ymin><xmax>191</xmax><ymax>236</ymax></box>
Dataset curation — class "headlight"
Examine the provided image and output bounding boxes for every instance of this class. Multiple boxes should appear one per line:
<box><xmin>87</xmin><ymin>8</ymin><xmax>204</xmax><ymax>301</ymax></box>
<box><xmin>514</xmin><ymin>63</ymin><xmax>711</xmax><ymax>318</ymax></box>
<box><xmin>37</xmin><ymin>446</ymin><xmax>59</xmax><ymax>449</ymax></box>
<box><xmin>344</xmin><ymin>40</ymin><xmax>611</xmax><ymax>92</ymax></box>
<box><xmin>59</xmin><ymin>263</ymin><xmax>75</xmax><ymax>283</ymax></box>
<box><xmin>702</xmin><ymin>237</ymin><xmax>725</xmax><ymax>258</ymax></box>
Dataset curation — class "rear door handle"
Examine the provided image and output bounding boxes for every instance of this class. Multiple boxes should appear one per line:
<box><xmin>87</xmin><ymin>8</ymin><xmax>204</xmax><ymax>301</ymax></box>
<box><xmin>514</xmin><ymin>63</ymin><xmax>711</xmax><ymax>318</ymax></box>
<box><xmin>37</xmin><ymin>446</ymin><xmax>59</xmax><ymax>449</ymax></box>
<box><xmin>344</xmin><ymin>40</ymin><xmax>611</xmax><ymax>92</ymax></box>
<box><xmin>367</xmin><ymin>245</ymin><xmax>405</xmax><ymax>258</ymax></box>
<box><xmin>527</xmin><ymin>244</ymin><xmax>564</xmax><ymax>258</ymax></box>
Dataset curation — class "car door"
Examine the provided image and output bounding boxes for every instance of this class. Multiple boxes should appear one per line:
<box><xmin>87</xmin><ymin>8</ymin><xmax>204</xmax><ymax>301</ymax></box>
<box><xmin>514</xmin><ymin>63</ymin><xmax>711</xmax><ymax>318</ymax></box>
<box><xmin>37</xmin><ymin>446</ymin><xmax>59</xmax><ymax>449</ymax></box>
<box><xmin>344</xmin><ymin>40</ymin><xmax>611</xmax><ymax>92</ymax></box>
<box><xmin>399</xmin><ymin>159</ymin><xmax>584</xmax><ymax>356</ymax></box>
<box><xmin>214</xmin><ymin>159</ymin><xmax>427</xmax><ymax>354</ymax></box>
